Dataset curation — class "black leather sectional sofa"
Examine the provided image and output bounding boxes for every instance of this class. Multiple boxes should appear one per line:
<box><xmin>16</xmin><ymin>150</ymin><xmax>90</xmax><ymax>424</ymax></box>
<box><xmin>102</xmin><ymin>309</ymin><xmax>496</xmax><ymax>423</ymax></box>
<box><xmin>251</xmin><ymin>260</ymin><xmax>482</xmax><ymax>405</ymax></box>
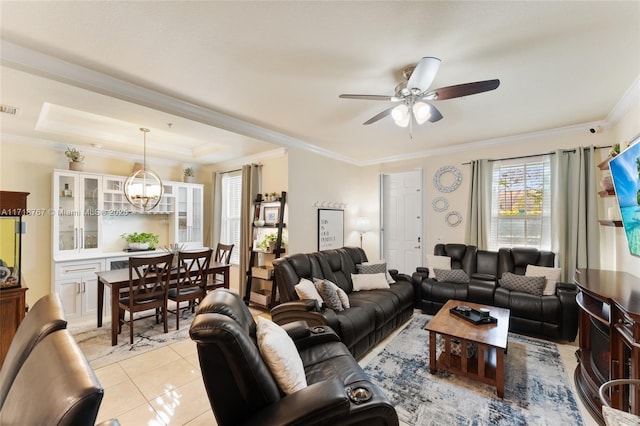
<box><xmin>412</xmin><ymin>243</ymin><xmax>579</xmax><ymax>341</ymax></box>
<box><xmin>271</xmin><ymin>247</ymin><xmax>415</xmax><ymax>360</ymax></box>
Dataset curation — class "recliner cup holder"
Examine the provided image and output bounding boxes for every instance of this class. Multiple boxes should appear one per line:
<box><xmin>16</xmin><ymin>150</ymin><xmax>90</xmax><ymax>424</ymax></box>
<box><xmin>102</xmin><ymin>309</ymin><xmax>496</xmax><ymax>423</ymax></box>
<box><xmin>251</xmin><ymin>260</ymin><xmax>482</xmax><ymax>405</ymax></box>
<box><xmin>346</xmin><ymin>386</ymin><xmax>372</xmax><ymax>404</ymax></box>
<box><xmin>311</xmin><ymin>326</ymin><xmax>325</xmax><ymax>334</ymax></box>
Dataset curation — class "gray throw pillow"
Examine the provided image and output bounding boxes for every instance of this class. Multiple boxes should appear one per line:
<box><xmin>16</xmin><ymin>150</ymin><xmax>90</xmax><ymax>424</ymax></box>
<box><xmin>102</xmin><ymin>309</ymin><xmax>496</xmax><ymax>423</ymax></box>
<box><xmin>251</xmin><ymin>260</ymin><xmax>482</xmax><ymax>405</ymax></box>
<box><xmin>499</xmin><ymin>272</ymin><xmax>546</xmax><ymax>296</ymax></box>
<box><xmin>313</xmin><ymin>278</ymin><xmax>344</xmax><ymax>311</ymax></box>
<box><xmin>434</xmin><ymin>268</ymin><xmax>469</xmax><ymax>284</ymax></box>
<box><xmin>357</xmin><ymin>262</ymin><xmax>386</xmax><ymax>275</ymax></box>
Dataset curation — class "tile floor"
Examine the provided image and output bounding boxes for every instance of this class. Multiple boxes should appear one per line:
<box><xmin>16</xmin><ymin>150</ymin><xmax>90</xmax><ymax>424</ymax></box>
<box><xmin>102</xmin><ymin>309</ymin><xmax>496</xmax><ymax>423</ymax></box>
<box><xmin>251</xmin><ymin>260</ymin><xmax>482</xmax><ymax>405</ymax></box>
<box><xmin>93</xmin><ymin>312</ymin><xmax>598</xmax><ymax>426</ymax></box>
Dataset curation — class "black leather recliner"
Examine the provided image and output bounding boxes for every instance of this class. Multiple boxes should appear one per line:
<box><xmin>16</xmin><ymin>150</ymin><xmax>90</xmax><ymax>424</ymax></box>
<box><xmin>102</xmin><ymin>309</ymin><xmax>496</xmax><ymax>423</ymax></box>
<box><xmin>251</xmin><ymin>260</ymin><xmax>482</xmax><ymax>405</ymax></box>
<box><xmin>495</xmin><ymin>247</ymin><xmax>578</xmax><ymax>341</ymax></box>
<box><xmin>271</xmin><ymin>247</ymin><xmax>415</xmax><ymax>359</ymax></box>
<box><xmin>189</xmin><ymin>289</ymin><xmax>399</xmax><ymax>426</ymax></box>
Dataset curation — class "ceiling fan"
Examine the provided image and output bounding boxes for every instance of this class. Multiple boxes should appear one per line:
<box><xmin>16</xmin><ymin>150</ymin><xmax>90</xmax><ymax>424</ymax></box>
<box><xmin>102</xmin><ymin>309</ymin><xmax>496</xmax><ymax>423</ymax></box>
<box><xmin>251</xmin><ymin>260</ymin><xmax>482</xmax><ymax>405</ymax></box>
<box><xmin>339</xmin><ymin>57</ymin><xmax>500</xmax><ymax>137</ymax></box>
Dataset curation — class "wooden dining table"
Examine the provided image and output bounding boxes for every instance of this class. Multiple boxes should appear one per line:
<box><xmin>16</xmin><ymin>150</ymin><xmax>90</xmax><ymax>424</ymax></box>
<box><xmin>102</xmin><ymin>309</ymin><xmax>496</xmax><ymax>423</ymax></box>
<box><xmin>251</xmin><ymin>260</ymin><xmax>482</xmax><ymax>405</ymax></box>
<box><xmin>95</xmin><ymin>261</ymin><xmax>230</xmax><ymax>346</ymax></box>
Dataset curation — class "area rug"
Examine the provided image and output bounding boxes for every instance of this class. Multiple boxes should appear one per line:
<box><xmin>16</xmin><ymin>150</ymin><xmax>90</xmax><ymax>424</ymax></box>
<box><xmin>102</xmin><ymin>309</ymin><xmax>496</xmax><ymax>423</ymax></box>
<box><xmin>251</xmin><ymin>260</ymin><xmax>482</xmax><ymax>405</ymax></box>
<box><xmin>73</xmin><ymin>310</ymin><xmax>194</xmax><ymax>369</ymax></box>
<box><xmin>363</xmin><ymin>314</ymin><xmax>583</xmax><ymax>426</ymax></box>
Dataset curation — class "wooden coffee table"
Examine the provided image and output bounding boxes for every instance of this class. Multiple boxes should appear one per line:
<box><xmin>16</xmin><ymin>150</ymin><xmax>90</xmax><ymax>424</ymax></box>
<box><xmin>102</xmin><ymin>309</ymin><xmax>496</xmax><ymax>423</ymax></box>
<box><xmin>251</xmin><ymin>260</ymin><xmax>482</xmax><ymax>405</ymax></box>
<box><xmin>425</xmin><ymin>299</ymin><xmax>510</xmax><ymax>398</ymax></box>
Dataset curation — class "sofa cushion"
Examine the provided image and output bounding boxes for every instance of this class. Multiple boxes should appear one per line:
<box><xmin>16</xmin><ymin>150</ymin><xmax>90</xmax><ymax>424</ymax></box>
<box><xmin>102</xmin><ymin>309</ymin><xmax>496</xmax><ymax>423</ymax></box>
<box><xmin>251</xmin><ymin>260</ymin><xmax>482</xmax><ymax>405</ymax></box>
<box><xmin>525</xmin><ymin>265</ymin><xmax>561</xmax><ymax>296</ymax></box>
<box><xmin>499</xmin><ymin>272</ymin><xmax>546</xmax><ymax>296</ymax></box>
<box><xmin>313</xmin><ymin>278</ymin><xmax>344</xmax><ymax>311</ymax></box>
<box><xmin>329</xmin><ymin>280</ymin><xmax>350</xmax><ymax>309</ymax></box>
<box><xmin>426</xmin><ymin>254</ymin><xmax>451</xmax><ymax>278</ymax></box>
<box><xmin>434</xmin><ymin>268</ymin><xmax>470</xmax><ymax>284</ymax></box>
<box><xmin>357</xmin><ymin>260</ymin><xmax>395</xmax><ymax>284</ymax></box>
<box><xmin>295</xmin><ymin>278</ymin><xmax>324</xmax><ymax>305</ymax></box>
<box><xmin>256</xmin><ymin>317</ymin><xmax>307</xmax><ymax>394</ymax></box>
<box><xmin>299</xmin><ymin>340</ymin><xmax>369</xmax><ymax>385</ymax></box>
<box><xmin>351</xmin><ymin>273</ymin><xmax>389</xmax><ymax>291</ymax></box>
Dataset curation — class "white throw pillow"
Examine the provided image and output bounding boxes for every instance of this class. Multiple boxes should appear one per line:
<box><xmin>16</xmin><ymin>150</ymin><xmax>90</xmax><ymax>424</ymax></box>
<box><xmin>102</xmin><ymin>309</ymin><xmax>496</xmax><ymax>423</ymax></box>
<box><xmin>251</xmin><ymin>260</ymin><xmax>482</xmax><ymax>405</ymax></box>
<box><xmin>426</xmin><ymin>254</ymin><xmax>451</xmax><ymax>278</ymax></box>
<box><xmin>255</xmin><ymin>317</ymin><xmax>307</xmax><ymax>395</ymax></box>
<box><xmin>360</xmin><ymin>259</ymin><xmax>395</xmax><ymax>284</ymax></box>
<box><xmin>525</xmin><ymin>265</ymin><xmax>562</xmax><ymax>296</ymax></box>
<box><xmin>294</xmin><ymin>278</ymin><xmax>323</xmax><ymax>304</ymax></box>
<box><xmin>351</xmin><ymin>272</ymin><xmax>390</xmax><ymax>291</ymax></box>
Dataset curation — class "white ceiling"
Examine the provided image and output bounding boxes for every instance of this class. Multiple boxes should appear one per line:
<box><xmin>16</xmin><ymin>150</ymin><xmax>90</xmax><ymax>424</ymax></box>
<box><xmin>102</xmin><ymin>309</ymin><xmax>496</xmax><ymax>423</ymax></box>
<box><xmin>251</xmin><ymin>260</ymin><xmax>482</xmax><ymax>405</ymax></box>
<box><xmin>1</xmin><ymin>1</ymin><xmax>639</xmax><ymax>167</ymax></box>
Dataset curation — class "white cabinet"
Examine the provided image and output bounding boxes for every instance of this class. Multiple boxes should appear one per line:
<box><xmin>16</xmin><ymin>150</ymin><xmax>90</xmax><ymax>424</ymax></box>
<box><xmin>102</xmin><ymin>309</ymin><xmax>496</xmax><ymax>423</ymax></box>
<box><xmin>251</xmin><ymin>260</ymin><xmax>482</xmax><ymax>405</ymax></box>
<box><xmin>171</xmin><ymin>183</ymin><xmax>203</xmax><ymax>248</ymax></box>
<box><xmin>53</xmin><ymin>259</ymin><xmax>104</xmax><ymax>321</ymax></box>
<box><xmin>53</xmin><ymin>171</ymin><xmax>102</xmax><ymax>256</ymax></box>
<box><xmin>102</xmin><ymin>175</ymin><xmax>175</xmax><ymax>214</ymax></box>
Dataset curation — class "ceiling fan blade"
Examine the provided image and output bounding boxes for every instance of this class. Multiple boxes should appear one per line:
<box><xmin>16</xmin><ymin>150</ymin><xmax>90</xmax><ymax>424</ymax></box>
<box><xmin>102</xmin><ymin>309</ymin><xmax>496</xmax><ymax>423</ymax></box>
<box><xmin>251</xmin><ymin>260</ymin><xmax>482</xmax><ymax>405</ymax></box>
<box><xmin>427</xmin><ymin>79</ymin><xmax>500</xmax><ymax>100</ymax></box>
<box><xmin>407</xmin><ymin>57</ymin><xmax>441</xmax><ymax>92</ymax></box>
<box><xmin>339</xmin><ymin>94</ymin><xmax>394</xmax><ymax>101</ymax></box>
<box><xmin>363</xmin><ymin>106</ymin><xmax>395</xmax><ymax>125</ymax></box>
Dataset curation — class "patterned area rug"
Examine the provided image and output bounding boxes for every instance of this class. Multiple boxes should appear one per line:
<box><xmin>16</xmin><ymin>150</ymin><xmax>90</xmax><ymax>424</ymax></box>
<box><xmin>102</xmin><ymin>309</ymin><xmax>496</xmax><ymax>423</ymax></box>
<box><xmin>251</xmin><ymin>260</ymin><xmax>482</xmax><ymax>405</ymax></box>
<box><xmin>73</xmin><ymin>310</ymin><xmax>194</xmax><ymax>369</ymax></box>
<box><xmin>363</xmin><ymin>314</ymin><xmax>583</xmax><ymax>426</ymax></box>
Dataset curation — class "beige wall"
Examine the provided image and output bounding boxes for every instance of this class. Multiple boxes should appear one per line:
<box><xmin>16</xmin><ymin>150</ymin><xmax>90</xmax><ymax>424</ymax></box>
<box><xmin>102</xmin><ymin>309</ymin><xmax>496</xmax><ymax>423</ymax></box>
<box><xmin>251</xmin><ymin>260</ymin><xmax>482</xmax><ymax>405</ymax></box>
<box><xmin>0</xmin><ymin>140</ymin><xmax>185</xmax><ymax>305</ymax></box>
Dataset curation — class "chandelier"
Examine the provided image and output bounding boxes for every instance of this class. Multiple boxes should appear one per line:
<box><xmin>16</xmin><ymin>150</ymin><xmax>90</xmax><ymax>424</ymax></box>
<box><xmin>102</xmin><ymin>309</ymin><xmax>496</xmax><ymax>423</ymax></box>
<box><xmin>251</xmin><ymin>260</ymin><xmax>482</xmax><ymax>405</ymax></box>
<box><xmin>123</xmin><ymin>128</ymin><xmax>164</xmax><ymax>211</ymax></box>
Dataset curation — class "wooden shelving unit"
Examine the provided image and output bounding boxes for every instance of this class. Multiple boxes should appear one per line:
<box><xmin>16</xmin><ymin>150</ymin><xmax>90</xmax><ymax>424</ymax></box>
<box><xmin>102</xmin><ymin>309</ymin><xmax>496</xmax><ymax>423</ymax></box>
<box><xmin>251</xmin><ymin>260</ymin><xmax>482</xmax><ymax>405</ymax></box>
<box><xmin>244</xmin><ymin>191</ymin><xmax>287</xmax><ymax>309</ymax></box>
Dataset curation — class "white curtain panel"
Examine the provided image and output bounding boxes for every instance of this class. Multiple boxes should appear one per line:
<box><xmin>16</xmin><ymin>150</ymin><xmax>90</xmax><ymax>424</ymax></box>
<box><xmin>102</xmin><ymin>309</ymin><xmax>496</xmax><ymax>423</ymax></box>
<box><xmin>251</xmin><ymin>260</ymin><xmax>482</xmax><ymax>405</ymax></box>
<box><xmin>209</xmin><ymin>171</ymin><xmax>223</xmax><ymax>249</ymax></box>
<box><xmin>240</xmin><ymin>164</ymin><xmax>262</xmax><ymax>299</ymax></box>
<box><xmin>551</xmin><ymin>146</ymin><xmax>600</xmax><ymax>281</ymax></box>
<box><xmin>465</xmin><ymin>159</ymin><xmax>492</xmax><ymax>249</ymax></box>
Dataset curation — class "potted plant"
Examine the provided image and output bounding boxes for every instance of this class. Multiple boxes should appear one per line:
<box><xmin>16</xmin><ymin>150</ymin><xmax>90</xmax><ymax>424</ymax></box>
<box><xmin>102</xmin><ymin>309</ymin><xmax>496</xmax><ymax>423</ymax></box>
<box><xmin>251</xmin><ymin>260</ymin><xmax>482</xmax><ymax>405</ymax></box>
<box><xmin>120</xmin><ymin>232</ymin><xmax>160</xmax><ymax>250</ymax></box>
<box><xmin>257</xmin><ymin>233</ymin><xmax>284</xmax><ymax>252</ymax></box>
<box><xmin>183</xmin><ymin>167</ymin><xmax>195</xmax><ymax>183</ymax></box>
<box><xmin>65</xmin><ymin>146</ymin><xmax>85</xmax><ymax>171</ymax></box>
<box><xmin>610</xmin><ymin>143</ymin><xmax>621</xmax><ymax>158</ymax></box>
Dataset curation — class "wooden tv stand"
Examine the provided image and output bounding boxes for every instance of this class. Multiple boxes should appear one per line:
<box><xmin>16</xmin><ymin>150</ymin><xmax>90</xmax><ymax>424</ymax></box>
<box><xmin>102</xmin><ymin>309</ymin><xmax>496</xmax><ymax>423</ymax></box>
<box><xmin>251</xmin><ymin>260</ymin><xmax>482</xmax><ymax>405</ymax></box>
<box><xmin>574</xmin><ymin>269</ymin><xmax>640</xmax><ymax>424</ymax></box>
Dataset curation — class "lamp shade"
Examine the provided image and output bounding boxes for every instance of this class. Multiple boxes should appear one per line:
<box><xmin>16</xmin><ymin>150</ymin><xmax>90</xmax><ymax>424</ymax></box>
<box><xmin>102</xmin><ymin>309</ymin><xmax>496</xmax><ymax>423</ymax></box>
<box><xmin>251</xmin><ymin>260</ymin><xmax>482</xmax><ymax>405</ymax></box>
<box><xmin>413</xmin><ymin>102</ymin><xmax>432</xmax><ymax>124</ymax></box>
<box><xmin>355</xmin><ymin>217</ymin><xmax>372</xmax><ymax>233</ymax></box>
<box><xmin>391</xmin><ymin>104</ymin><xmax>410</xmax><ymax>128</ymax></box>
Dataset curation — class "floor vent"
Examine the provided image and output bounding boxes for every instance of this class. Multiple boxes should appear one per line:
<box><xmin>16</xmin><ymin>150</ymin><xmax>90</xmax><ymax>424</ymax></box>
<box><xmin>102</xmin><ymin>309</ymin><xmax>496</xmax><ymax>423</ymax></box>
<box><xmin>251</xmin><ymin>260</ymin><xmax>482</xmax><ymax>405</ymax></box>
<box><xmin>0</xmin><ymin>104</ymin><xmax>19</xmax><ymax>115</ymax></box>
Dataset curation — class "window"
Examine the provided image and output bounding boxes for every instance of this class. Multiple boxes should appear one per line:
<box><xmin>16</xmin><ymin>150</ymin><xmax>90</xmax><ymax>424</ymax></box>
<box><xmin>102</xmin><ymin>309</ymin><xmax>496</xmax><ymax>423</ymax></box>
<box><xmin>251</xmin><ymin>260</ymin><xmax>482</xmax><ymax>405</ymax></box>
<box><xmin>488</xmin><ymin>156</ymin><xmax>551</xmax><ymax>251</ymax></box>
<box><xmin>220</xmin><ymin>171</ymin><xmax>242</xmax><ymax>264</ymax></box>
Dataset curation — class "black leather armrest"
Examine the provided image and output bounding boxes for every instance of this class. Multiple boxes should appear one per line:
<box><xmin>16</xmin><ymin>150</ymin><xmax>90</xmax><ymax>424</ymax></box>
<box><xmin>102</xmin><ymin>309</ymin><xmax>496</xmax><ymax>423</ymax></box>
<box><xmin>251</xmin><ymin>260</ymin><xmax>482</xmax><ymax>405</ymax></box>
<box><xmin>241</xmin><ymin>378</ymin><xmax>350</xmax><ymax>426</ymax></box>
<box><xmin>281</xmin><ymin>320</ymin><xmax>311</xmax><ymax>340</ymax></box>
<box><xmin>557</xmin><ymin>281</ymin><xmax>579</xmax><ymax>341</ymax></box>
<box><xmin>557</xmin><ymin>282</ymin><xmax>577</xmax><ymax>292</ymax></box>
<box><xmin>415</xmin><ymin>266</ymin><xmax>429</xmax><ymax>275</ymax></box>
<box><xmin>271</xmin><ymin>301</ymin><xmax>340</xmax><ymax>331</ymax></box>
<box><xmin>292</xmin><ymin>325</ymin><xmax>341</xmax><ymax>350</ymax></box>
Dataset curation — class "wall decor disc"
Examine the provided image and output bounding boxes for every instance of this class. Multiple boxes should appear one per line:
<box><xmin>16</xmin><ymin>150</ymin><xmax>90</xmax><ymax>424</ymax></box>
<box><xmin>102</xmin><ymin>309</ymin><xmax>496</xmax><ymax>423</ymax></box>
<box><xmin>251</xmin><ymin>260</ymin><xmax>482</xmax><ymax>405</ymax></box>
<box><xmin>432</xmin><ymin>197</ymin><xmax>449</xmax><ymax>212</ymax></box>
<box><xmin>433</xmin><ymin>166</ymin><xmax>462</xmax><ymax>193</ymax></box>
<box><xmin>445</xmin><ymin>211</ymin><xmax>463</xmax><ymax>227</ymax></box>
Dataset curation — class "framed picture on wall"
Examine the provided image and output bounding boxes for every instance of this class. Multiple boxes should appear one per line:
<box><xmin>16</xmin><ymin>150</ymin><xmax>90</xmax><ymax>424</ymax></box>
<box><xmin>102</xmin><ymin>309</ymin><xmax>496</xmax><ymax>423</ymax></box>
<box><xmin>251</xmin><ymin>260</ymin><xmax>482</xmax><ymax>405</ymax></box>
<box><xmin>263</xmin><ymin>206</ymin><xmax>280</xmax><ymax>225</ymax></box>
<box><xmin>318</xmin><ymin>209</ymin><xmax>344</xmax><ymax>250</ymax></box>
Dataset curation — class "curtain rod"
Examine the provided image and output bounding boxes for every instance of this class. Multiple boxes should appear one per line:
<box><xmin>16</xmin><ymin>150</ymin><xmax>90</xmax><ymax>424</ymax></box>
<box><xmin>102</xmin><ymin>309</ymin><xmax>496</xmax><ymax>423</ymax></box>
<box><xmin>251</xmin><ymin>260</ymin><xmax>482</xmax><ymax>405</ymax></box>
<box><xmin>461</xmin><ymin>144</ymin><xmax>611</xmax><ymax>165</ymax></box>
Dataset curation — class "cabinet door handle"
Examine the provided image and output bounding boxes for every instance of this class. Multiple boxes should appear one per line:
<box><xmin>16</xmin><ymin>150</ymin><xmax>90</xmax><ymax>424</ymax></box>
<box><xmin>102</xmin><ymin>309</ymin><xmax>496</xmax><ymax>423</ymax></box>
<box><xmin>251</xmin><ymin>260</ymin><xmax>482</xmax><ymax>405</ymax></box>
<box><xmin>82</xmin><ymin>282</ymin><xmax>86</xmax><ymax>293</ymax></box>
<box><xmin>76</xmin><ymin>282</ymin><xmax>81</xmax><ymax>294</ymax></box>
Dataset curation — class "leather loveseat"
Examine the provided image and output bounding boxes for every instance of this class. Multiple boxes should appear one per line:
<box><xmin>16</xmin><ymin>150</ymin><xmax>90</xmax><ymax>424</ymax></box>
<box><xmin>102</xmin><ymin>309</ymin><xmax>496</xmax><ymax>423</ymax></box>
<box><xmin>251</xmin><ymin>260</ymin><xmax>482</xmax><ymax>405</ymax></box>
<box><xmin>271</xmin><ymin>247</ymin><xmax>415</xmax><ymax>359</ymax></box>
<box><xmin>412</xmin><ymin>243</ymin><xmax>579</xmax><ymax>341</ymax></box>
<box><xmin>190</xmin><ymin>289</ymin><xmax>399</xmax><ymax>426</ymax></box>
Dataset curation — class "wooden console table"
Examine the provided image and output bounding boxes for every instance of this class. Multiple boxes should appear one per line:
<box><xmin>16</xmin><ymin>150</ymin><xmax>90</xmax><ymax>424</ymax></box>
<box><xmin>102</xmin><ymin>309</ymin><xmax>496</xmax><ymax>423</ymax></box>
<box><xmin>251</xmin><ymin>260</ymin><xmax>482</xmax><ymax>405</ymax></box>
<box><xmin>574</xmin><ymin>268</ymin><xmax>640</xmax><ymax>424</ymax></box>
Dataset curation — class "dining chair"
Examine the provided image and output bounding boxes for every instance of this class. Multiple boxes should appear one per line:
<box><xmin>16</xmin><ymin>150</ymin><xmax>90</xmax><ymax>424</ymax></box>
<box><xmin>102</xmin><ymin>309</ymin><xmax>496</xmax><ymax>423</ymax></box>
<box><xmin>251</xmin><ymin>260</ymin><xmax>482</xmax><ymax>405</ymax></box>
<box><xmin>168</xmin><ymin>248</ymin><xmax>212</xmax><ymax>330</ymax></box>
<box><xmin>118</xmin><ymin>253</ymin><xmax>174</xmax><ymax>345</ymax></box>
<box><xmin>207</xmin><ymin>243</ymin><xmax>233</xmax><ymax>291</ymax></box>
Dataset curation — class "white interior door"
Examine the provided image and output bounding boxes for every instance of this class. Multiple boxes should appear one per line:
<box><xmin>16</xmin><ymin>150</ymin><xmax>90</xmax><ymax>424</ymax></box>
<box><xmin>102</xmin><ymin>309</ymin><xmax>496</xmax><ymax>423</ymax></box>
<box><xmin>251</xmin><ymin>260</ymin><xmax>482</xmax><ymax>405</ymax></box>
<box><xmin>381</xmin><ymin>170</ymin><xmax>423</xmax><ymax>274</ymax></box>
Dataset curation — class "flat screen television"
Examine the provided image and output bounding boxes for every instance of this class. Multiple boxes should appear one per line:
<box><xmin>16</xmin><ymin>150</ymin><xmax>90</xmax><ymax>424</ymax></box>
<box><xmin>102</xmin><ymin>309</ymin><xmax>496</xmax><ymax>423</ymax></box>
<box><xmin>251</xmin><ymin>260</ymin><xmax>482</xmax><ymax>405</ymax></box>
<box><xmin>609</xmin><ymin>139</ymin><xmax>640</xmax><ymax>257</ymax></box>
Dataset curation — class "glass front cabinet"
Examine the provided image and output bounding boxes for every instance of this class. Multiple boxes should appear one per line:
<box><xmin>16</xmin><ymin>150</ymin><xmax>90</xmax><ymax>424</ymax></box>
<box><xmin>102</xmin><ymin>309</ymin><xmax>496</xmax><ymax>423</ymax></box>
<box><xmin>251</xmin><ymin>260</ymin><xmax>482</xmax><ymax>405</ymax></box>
<box><xmin>171</xmin><ymin>183</ymin><xmax>203</xmax><ymax>248</ymax></box>
<box><xmin>52</xmin><ymin>171</ymin><xmax>102</xmax><ymax>257</ymax></box>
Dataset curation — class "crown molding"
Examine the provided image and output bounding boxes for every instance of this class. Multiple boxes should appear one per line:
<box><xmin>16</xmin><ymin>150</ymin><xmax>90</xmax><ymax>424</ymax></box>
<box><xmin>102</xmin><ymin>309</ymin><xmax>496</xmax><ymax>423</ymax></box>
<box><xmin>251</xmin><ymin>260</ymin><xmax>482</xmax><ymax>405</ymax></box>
<box><xmin>2</xmin><ymin>41</ymin><xmax>637</xmax><ymax>168</ymax></box>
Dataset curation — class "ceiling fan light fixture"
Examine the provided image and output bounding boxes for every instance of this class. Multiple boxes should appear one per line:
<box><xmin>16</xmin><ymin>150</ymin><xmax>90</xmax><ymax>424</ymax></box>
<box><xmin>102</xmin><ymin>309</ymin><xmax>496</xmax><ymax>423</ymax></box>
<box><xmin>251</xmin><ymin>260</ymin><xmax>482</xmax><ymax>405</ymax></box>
<box><xmin>413</xmin><ymin>102</ymin><xmax>431</xmax><ymax>124</ymax></box>
<box><xmin>392</xmin><ymin>104</ymin><xmax>410</xmax><ymax>127</ymax></box>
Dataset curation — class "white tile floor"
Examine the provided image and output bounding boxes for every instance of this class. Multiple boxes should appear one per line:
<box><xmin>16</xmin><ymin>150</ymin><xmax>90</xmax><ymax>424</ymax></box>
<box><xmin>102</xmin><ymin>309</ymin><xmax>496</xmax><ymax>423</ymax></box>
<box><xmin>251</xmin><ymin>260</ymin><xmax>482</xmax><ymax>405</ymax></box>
<box><xmin>92</xmin><ymin>313</ymin><xmax>598</xmax><ymax>426</ymax></box>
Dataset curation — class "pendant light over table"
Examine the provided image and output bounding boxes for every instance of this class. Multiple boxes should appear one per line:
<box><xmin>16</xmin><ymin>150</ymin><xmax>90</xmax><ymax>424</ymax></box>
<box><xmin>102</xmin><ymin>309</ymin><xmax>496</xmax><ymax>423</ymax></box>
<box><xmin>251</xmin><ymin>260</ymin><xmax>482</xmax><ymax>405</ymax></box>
<box><xmin>124</xmin><ymin>128</ymin><xmax>164</xmax><ymax>211</ymax></box>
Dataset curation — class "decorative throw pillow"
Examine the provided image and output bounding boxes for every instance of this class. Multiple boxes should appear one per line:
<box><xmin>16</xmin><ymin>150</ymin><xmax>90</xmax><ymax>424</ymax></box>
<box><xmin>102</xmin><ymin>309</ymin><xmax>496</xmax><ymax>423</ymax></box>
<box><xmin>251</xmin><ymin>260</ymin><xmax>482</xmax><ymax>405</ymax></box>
<box><xmin>294</xmin><ymin>278</ymin><xmax>323</xmax><ymax>305</ymax></box>
<box><xmin>426</xmin><ymin>255</ymin><xmax>451</xmax><ymax>279</ymax></box>
<box><xmin>434</xmin><ymin>268</ymin><xmax>469</xmax><ymax>284</ymax></box>
<box><xmin>326</xmin><ymin>279</ymin><xmax>350</xmax><ymax>309</ymax></box>
<box><xmin>351</xmin><ymin>272</ymin><xmax>390</xmax><ymax>291</ymax></box>
<box><xmin>499</xmin><ymin>272</ymin><xmax>546</xmax><ymax>296</ymax></box>
<box><xmin>525</xmin><ymin>265</ymin><xmax>562</xmax><ymax>296</ymax></box>
<box><xmin>313</xmin><ymin>278</ymin><xmax>344</xmax><ymax>311</ymax></box>
<box><xmin>358</xmin><ymin>260</ymin><xmax>395</xmax><ymax>284</ymax></box>
<box><xmin>255</xmin><ymin>317</ymin><xmax>307</xmax><ymax>395</ymax></box>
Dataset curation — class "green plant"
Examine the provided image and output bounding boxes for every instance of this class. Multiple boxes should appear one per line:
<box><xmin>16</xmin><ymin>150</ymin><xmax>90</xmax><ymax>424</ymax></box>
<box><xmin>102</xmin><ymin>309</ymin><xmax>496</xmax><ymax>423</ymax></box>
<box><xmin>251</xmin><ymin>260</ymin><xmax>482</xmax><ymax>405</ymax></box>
<box><xmin>183</xmin><ymin>167</ymin><xmax>195</xmax><ymax>177</ymax></box>
<box><xmin>258</xmin><ymin>233</ymin><xmax>281</xmax><ymax>251</ymax></box>
<box><xmin>120</xmin><ymin>232</ymin><xmax>159</xmax><ymax>249</ymax></box>
<box><xmin>610</xmin><ymin>143</ymin><xmax>621</xmax><ymax>157</ymax></box>
<box><xmin>65</xmin><ymin>146</ymin><xmax>84</xmax><ymax>163</ymax></box>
